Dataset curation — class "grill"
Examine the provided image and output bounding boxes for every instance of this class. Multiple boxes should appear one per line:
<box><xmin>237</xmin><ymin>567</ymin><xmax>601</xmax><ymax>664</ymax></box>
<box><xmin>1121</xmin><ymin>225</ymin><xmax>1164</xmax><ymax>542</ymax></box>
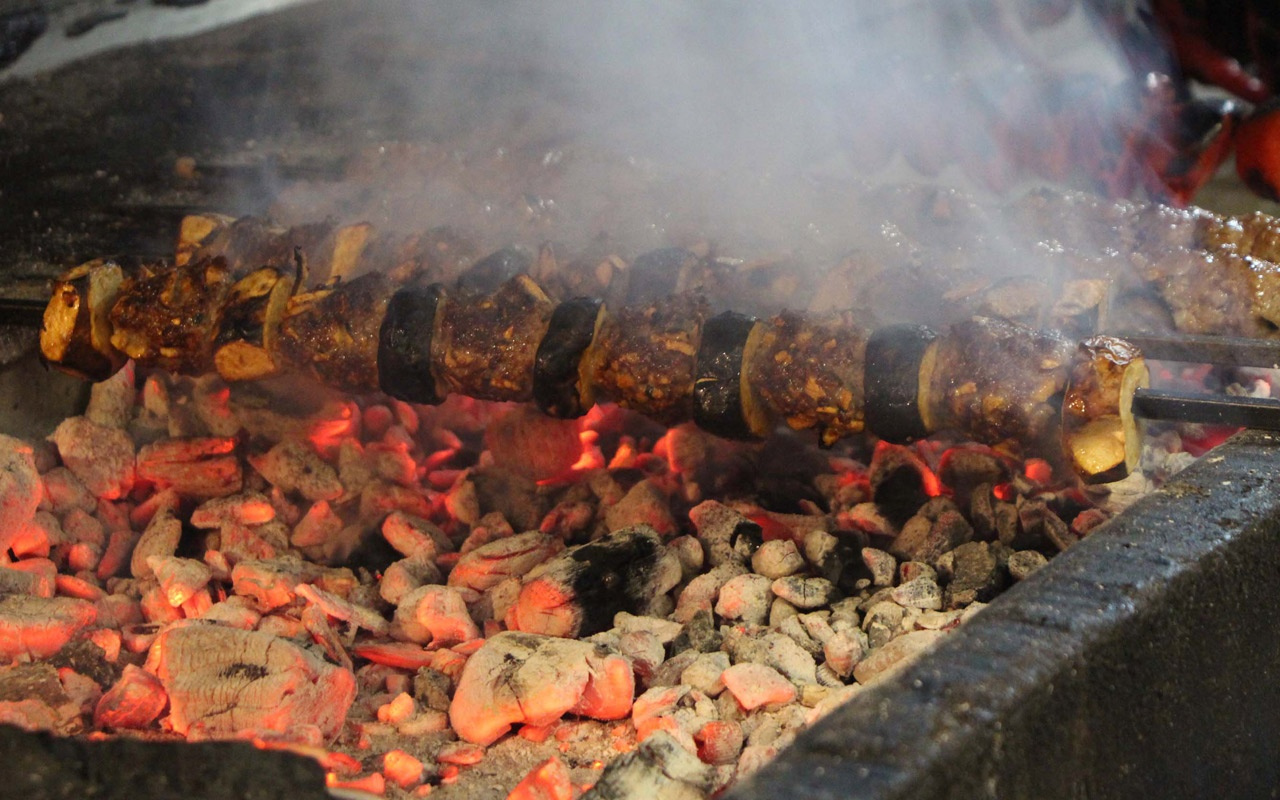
<box><xmin>3</xmin><ymin>3</ymin><xmax>1280</xmax><ymax>799</ymax></box>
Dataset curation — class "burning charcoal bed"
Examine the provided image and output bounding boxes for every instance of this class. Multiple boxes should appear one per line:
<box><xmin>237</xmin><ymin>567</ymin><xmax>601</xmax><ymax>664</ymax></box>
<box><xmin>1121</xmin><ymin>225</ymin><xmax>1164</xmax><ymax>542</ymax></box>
<box><xmin>3</xmin><ymin>2</ymin><xmax>1280</xmax><ymax>800</ymax></box>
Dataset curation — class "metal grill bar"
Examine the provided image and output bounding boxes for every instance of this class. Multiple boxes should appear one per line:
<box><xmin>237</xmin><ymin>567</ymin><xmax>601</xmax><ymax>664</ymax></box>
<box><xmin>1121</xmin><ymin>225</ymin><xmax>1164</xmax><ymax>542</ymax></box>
<box><xmin>1130</xmin><ymin>387</ymin><xmax>1280</xmax><ymax>430</ymax></box>
<box><xmin>1112</xmin><ymin>332</ymin><xmax>1280</xmax><ymax>369</ymax></box>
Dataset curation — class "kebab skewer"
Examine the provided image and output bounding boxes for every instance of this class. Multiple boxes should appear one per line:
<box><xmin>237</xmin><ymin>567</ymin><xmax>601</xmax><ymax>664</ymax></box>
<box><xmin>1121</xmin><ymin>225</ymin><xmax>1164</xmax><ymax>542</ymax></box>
<box><xmin>39</xmin><ymin>253</ymin><xmax>1148</xmax><ymax>485</ymax></box>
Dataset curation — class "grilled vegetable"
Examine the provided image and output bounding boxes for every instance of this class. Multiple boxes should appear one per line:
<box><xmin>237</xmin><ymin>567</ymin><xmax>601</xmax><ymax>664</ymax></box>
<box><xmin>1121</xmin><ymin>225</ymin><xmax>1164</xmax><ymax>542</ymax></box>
<box><xmin>1060</xmin><ymin>336</ymin><xmax>1148</xmax><ymax>484</ymax></box>
<box><xmin>212</xmin><ymin>265</ymin><xmax>299</xmax><ymax>382</ymax></box>
<box><xmin>534</xmin><ymin>296</ymin><xmax>605</xmax><ymax>419</ymax></box>
<box><xmin>40</xmin><ymin>251</ymin><xmax>1154</xmax><ymax>482</ymax></box>
<box><xmin>378</xmin><ymin>283</ymin><xmax>447</xmax><ymax>405</ymax></box>
<box><xmin>693</xmin><ymin>311</ymin><xmax>768</xmax><ymax>440</ymax></box>
<box><xmin>39</xmin><ymin>260</ymin><xmax>127</xmax><ymax>381</ymax></box>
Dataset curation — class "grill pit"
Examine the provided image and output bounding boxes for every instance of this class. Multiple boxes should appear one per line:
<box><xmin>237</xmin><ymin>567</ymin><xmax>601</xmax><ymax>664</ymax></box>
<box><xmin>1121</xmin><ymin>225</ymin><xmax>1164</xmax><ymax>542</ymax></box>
<box><xmin>2</xmin><ymin>3</ymin><xmax>1280</xmax><ymax>799</ymax></box>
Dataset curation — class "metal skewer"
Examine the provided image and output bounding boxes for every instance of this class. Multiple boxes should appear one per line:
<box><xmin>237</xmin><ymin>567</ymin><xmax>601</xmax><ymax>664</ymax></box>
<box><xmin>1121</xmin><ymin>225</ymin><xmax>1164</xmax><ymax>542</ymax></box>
<box><xmin>1130</xmin><ymin>387</ymin><xmax>1280</xmax><ymax>430</ymax></box>
<box><xmin>1111</xmin><ymin>331</ymin><xmax>1280</xmax><ymax>369</ymax></box>
<box><xmin>0</xmin><ymin>297</ymin><xmax>46</xmax><ymax>328</ymax></box>
<box><xmin>4</xmin><ymin>295</ymin><xmax>1278</xmax><ymax>429</ymax></box>
<box><xmin>1105</xmin><ymin>331</ymin><xmax>1280</xmax><ymax>429</ymax></box>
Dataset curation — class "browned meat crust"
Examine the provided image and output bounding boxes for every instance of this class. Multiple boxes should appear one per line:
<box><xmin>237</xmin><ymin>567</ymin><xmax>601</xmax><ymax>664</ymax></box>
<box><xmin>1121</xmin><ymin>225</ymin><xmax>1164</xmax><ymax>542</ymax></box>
<box><xmin>434</xmin><ymin>275</ymin><xmax>555</xmax><ymax>402</ymax></box>
<box><xmin>924</xmin><ymin>317</ymin><xmax>1074</xmax><ymax>448</ymax></box>
<box><xmin>109</xmin><ymin>258</ymin><xmax>233</xmax><ymax>374</ymax></box>
<box><xmin>274</xmin><ymin>273</ymin><xmax>392</xmax><ymax>393</ymax></box>
<box><xmin>746</xmin><ymin>310</ymin><xmax>867</xmax><ymax>446</ymax></box>
<box><xmin>583</xmin><ymin>295</ymin><xmax>705</xmax><ymax>424</ymax></box>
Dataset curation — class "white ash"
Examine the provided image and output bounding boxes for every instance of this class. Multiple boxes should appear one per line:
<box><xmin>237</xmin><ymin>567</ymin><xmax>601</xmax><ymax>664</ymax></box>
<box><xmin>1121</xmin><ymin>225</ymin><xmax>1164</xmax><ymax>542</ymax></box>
<box><xmin>0</xmin><ymin>366</ymin><xmax>1153</xmax><ymax>798</ymax></box>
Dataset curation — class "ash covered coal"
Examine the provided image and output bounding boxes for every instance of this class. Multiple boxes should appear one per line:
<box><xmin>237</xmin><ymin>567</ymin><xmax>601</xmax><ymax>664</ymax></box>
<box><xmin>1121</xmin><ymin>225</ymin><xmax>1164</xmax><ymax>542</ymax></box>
<box><xmin>0</xmin><ymin>336</ymin><xmax>1198</xmax><ymax>798</ymax></box>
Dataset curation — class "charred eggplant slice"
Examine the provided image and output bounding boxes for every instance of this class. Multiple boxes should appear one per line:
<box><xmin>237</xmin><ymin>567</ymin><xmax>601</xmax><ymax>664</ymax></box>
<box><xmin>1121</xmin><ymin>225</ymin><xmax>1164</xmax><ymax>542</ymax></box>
<box><xmin>864</xmin><ymin>324</ymin><xmax>936</xmax><ymax>443</ymax></box>
<box><xmin>694</xmin><ymin>310</ymin><xmax>765</xmax><ymax>439</ymax></box>
<box><xmin>534</xmin><ymin>296</ymin><xmax>605</xmax><ymax>418</ymax></box>
<box><xmin>378</xmin><ymin>284</ymin><xmax>447</xmax><ymax>405</ymax></box>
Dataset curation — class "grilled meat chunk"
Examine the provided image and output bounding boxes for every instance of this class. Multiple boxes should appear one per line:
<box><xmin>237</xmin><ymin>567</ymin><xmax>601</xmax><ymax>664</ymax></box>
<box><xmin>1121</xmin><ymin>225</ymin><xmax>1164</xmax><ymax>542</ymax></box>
<box><xmin>434</xmin><ymin>274</ymin><xmax>555</xmax><ymax>403</ymax></box>
<box><xmin>746</xmin><ymin>310</ymin><xmax>867</xmax><ymax>446</ymax></box>
<box><xmin>583</xmin><ymin>294</ymin><xmax>706</xmax><ymax>424</ymax></box>
<box><xmin>274</xmin><ymin>273</ymin><xmax>392</xmax><ymax>393</ymax></box>
<box><xmin>923</xmin><ymin>317</ymin><xmax>1075</xmax><ymax>449</ymax></box>
<box><xmin>109</xmin><ymin>257</ymin><xmax>232</xmax><ymax>374</ymax></box>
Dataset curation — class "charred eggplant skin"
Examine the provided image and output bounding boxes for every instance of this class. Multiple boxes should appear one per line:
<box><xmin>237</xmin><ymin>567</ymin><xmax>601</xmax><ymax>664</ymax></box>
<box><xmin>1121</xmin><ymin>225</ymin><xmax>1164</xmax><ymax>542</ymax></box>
<box><xmin>694</xmin><ymin>310</ymin><xmax>759</xmax><ymax>440</ymax></box>
<box><xmin>864</xmin><ymin>323</ymin><xmax>935</xmax><ymax>443</ymax></box>
<box><xmin>378</xmin><ymin>284</ymin><xmax>446</xmax><ymax>405</ymax></box>
<box><xmin>534</xmin><ymin>297</ymin><xmax>603</xmax><ymax>418</ymax></box>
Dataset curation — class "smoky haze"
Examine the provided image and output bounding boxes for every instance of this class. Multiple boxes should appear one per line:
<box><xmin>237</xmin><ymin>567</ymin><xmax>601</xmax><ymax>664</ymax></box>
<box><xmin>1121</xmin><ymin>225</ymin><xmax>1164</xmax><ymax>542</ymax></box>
<box><xmin>253</xmin><ymin>0</ymin><xmax>1165</xmax><ymax>316</ymax></box>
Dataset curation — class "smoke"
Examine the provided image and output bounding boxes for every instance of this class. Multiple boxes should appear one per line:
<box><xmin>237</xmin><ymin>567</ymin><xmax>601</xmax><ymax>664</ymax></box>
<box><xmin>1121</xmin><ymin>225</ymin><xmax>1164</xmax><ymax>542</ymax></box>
<box><xmin>253</xmin><ymin>0</ymin><xmax>1168</xmax><ymax>312</ymax></box>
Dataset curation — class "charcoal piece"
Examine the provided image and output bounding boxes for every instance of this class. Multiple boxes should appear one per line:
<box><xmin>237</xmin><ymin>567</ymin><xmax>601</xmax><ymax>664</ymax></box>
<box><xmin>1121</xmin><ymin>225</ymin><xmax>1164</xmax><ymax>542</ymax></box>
<box><xmin>0</xmin><ymin>724</ymin><xmax>328</xmax><ymax>799</ymax></box>
<box><xmin>889</xmin><ymin>509</ymin><xmax>974</xmax><ymax>565</ymax></box>
<box><xmin>805</xmin><ymin>529</ymin><xmax>867</xmax><ymax>591</ymax></box>
<box><xmin>870</xmin><ymin>444</ymin><xmax>937</xmax><ymax>529</ymax></box>
<box><xmin>0</xmin><ymin>8</ymin><xmax>45</xmax><ymax>69</ymax></box>
<box><xmin>669</xmin><ymin>609</ymin><xmax>722</xmax><ymax>655</ymax></box>
<box><xmin>470</xmin><ymin>467</ymin><xmax>550</xmax><ymax>532</ymax></box>
<box><xmin>943</xmin><ymin>541</ymin><xmax>1003</xmax><ymax>608</ymax></box>
<box><xmin>457</xmin><ymin>246</ymin><xmax>533</xmax><ymax>293</ymax></box>
<box><xmin>0</xmin><ymin>664</ymin><xmax>66</xmax><ymax>706</ymax></box>
<box><xmin>534</xmin><ymin>296</ymin><xmax>604</xmax><ymax>418</ymax></box>
<box><xmin>584</xmin><ymin>731</ymin><xmax>716</xmax><ymax>799</ymax></box>
<box><xmin>864</xmin><ymin>324</ymin><xmax>935</xmax><ymax>443</ymax></box>
<box><xmin>412</xmin><ymin>668</ymin><xmax>452</xmax><ymax>713</ymax></box>
<box><xmin>48</xmin><ymin>638</ymin><xmax>119</xmax><ymax>690</ymax></box>
<box><xmin>1016</xmin><ymin>498</ymin><xmax>1078</xmax><ymax>552</ymax></box>
<box><xmin>338</xmin><ymin>529</ymin><xmax>403</xmax><ymax>575</ymax></box>
<box><xmin>509</xmin><ymin>526</ymin><xmax>675</xmax><ymax>638</ymax></box>
<box><xmin>623</xmin><ymin>248</ymin><xmax>700</xmax><ymax>305</ymax></box>
<box><xmin>688</xmin><ymin>500</ymin><xmax>759</xmax><ymax>568</ymax></box>
<box><xmin>378</xmin><ymin>284</ymin><xmax>446</xmax><ymax>405</ymax></box>
<box><xmin>693</xmin><ymin>310</ymin><xmax>760</xmax><ymax>440</ymax></box>
<box><xmin>1007</xmin><ymin>549</ymin><xmax>1049</xmax><ymax>581</ymax></box>
<box><xmin>917</xmin><ymin>496</ymin><xmax>960</xmax><ymax>521</ymax></box>
<box><xmin>939</xmin><ymin>447</ymin><xmax>1010</xmax><ymax>512</ymax></box>
<box><xmin>995</xmin><ymin>501</ymin><xmax>1020</xmax><ymax>545</ymax></box>
<box><xmin>969</xmin><ymin>483</ymin><xmax>996</xmax><ymax>539</ymax></box>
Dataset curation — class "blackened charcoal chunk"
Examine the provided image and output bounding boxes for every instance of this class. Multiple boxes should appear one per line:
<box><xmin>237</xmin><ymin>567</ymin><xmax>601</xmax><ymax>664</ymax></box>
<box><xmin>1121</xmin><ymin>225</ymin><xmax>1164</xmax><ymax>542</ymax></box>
<box><xmin>889</xmin><ymin>509</ymin><xmax>973</xmax><ymax>565</ymax></box>
<box><xmin>669</xmin><ymin>609</ymin><xmax>721</xmax><ymax>655</ymax></box>
<box><xmin>803</xmin><ymin>529</ymin><xmax>867</xmax><ymax>592</ymax></box>
<box><xmin>940</xmin><ymin>447</ymin><xmax>1010</xmax><ymax>513</ymax></box>
<box><xmin>1</xmin><ymin>9</ymin><xmax>46</xmax><ymax>68</ymax></box>
<box><xmin>943</xmin><ymin>541</ymin><xmax>1003</xmax><ymax>608</ymax></box>
<box><xmin>471</xmin><ymin>467</ymin><xmax>551</xmax><ymax>532</ymax></box>
<box><xmin>870</xmin><ymin>443</ymin><xmax>937</xmax><ymax>529</ymax></box>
